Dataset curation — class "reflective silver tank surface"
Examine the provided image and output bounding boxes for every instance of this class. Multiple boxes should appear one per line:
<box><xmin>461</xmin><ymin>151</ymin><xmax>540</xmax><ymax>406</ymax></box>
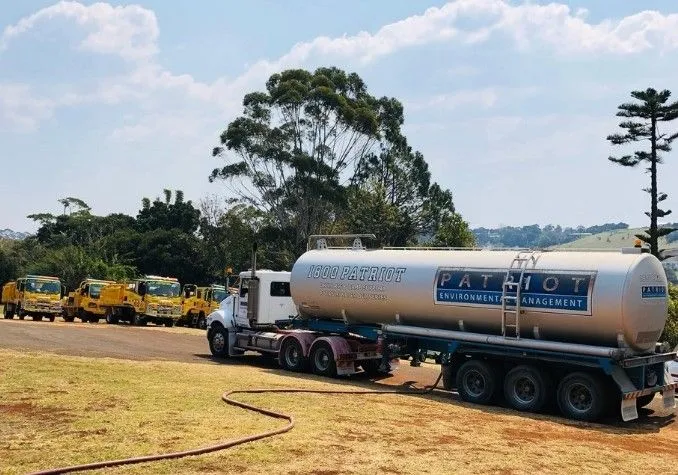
<box><xmin>290</xmin><ymin>248</ymin><xmax>670</xmax><ymax>352</ymax></box>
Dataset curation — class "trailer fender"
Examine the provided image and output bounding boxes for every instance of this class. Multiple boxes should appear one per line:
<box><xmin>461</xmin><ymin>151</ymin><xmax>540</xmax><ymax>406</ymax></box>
<box><xmin>280</xmin><ymin>332</ymin><xmax>316</xmax><ymax>359</ymax></box>
<box><xmin>309</xmin><ymin>336</ymin><xmax>356</xmax><ymax>376</ymax></box>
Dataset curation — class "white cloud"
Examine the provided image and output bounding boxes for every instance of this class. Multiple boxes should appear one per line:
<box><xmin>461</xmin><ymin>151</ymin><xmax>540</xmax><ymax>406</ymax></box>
<box><xmin>2</xmin><ymin>0</ymin><xmax>678</xmax><ymax>132</ymax></box>
<box><xmin>0</xmin><ymin>0</ymin><xmax>158</xmax><ymax>61</ymax></box>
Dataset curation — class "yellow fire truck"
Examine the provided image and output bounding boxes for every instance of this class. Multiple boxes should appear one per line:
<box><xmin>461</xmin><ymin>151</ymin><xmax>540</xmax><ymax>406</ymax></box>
<box><xmin>62</xmin><ymin>278</ymin><xmax>116</xmax><ymax>323</ymax></box>
<box><xmin>99</xmin><ymin>275</ymin><xmax>182</xmax><ymax>326</ymax></box>
<box><xmin>1</xmin><ymin>275</ymin><xmax>65</xmax><ymax>321</ymax></box>
<box><xmin>179</xmin><ymin>283</ymin><xmax>230</xmax><ymax>329</ymax></box>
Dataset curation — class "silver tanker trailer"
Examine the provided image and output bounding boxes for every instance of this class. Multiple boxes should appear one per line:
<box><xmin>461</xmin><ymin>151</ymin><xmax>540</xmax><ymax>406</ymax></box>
<box><xmin>207</xmin><ymin>235</ymin><xmax>678</xmax><ymax>423</ymax></box>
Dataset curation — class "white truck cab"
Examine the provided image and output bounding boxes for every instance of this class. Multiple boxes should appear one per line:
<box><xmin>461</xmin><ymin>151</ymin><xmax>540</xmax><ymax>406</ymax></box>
<box><xmin>206</xmin><ymin>269</ymin><xmax>297</xmax><ymax>357</ymax></box>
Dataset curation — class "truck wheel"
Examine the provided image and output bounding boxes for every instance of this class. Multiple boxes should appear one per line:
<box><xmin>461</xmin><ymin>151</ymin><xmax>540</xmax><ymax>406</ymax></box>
<box><xmin>3</xmin><ymin>305</ymin><xmax>12</xmax><ymax>319</ymax></box>
<box><xmin>208</xmin><ymin>326</ymin><xmax>229</xmax><ymax>358</ymax></box>
<box><xmin>279</xmin><ymin>338</ymin><xmax>308</xmax><ymax>373</ymax></box>
<box><xmin>48</xmin><ymin>315</ymin><xmax>55</xmax><ymax>322</ymax></box>
<box><xmin>503</xmin><ymin>365</ymin><xmax>552</xmax><ymax>413</ymax></box>
<box><xmin>133</xmin><ymin>314</ymin><xmax>146</xmax><ymax>326</ymax></box>
<box><xmin>360</xmin><ymin>359</ymin><xmax>389</xmax><ymax>376</ymax></box>
<box><xmin>456</xmin><ymin>360</ymin><xmax>498</xmax><ymax>405</ymax></box>
<box><xmin>442</xmin><ymin>364</ymin><xmax>455</xmax><ymax>391</ymax></box>
<box><xmin>105</xmin><ymin>310</ymin><xmax>118</xmax><ymax>325</ymax></box>
<box><xmin>64</xmin><ymin>315</ymin><xmax>75</xmax><ymax>323</ymax></box>
<box><xmin>310</xmin><ymin>341</ymin><xmax>337</xmax><ymax>378</ymax></box>
<box><xmin>198</xmin><ymin>313</ymin><xmax>206</xmax><ymax>330</ymax></box>
<box><xmin>164</xmin><ymin>319</ymin><xmax>174</xmax><ymax>328</ymax></box>
<box><xmin>556</xmin><ymin>372</ymin><xmax>605</xmax><ymax>422</ymax></box>
<box><xmin>33</xmin><ymin>315</ymin><xmax>42</xmax><ymax>321</ymax></box>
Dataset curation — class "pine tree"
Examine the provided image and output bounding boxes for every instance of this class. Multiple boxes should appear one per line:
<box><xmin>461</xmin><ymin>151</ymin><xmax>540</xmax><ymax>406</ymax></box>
<box><xmin>607</xmin><ymin>88</ymin><xmax>678</xmax><ymax>258</ymax></box>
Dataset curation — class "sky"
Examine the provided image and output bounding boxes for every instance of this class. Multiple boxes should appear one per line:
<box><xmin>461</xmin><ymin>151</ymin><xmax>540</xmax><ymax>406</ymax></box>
<box><xmin>1</xmin><ymin>0</ymin><xmax>678</xmax><ymax>233</ymax></box>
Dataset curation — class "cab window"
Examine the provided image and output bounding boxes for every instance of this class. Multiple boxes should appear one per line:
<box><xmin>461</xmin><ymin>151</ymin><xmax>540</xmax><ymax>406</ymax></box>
<box><xmin>270</xmin><ymin>281</ymin><xmax>290</xmax><ymax>297</ymax></box>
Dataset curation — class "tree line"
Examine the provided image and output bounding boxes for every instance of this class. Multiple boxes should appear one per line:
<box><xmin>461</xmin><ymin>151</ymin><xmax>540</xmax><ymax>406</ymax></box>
<box><xmin>0</xmin><ymin>67</ymin><xmax>478</xmax><ymax>291</ymax></box>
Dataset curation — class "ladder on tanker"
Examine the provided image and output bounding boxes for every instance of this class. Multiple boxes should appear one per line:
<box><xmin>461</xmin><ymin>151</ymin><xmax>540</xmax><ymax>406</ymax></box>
<box><xmin>501</xmin><ymin>250</ymin><xmax>539</xmax><ymax>339</ymax></box>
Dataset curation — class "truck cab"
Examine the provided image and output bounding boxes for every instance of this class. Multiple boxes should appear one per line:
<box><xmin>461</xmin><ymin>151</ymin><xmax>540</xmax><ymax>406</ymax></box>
<box><xmin>63</xmin><ymin>279</ymin><xmax>115</xmax><ymax>323</ymax></box>
<box><xmin>2</xmin><ymin>275</ymin><xmax>65</xmax><ymax>321</ymax></box>
<box><xmin>100</xmin><ymin>275</ymin><xmax>182</xmax><ymax>326</ymax></box>
<box><xmin>180</xmin><ymin>284</ymin><xmax>230</xmax><ymax>329</ymax></box>
<box><xmin>205</xmin><ymin>270</ymin><xmax>297</xmax><ymax>356</ymax></box>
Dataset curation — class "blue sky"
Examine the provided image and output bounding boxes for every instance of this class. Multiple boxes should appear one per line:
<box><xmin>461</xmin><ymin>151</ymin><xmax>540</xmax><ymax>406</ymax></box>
<box><xmin>2</xmin><ymin>0</ymin><xmax>678</xmax><ymax>233</ymax></box>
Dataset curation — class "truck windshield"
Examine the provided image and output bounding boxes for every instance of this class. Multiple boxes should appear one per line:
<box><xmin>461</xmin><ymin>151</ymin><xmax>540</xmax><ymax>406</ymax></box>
<box><xmin>146</xmin><ymin>282</ymin><xmax>180</xmax><ymax>297</ymax></box>
<box><xmin>89</xmin><ymin>283</ymin><xmax>105</xmax><ymax>298</ymax></box>
<box><xmin>25</xmin><ymin>279</ymin><xmax>60</xmax><ymax>294</ymax></box>
<box><xmin>212</xmin><ymin>289</ymin><xmax>227</xmax><ymax>302</ymax></box>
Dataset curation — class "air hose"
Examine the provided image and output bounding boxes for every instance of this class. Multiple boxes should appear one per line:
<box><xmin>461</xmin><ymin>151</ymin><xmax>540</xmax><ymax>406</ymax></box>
<box><xmin>29</xmin><ymin>371</ymin><xmax>444</xmax><ymax>475</ymax></box>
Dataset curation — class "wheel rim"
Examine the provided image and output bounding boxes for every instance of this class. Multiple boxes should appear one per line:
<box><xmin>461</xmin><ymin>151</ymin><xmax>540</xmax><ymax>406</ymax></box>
<box><xmin>463</xmin><ymin>370</ymin><xmax>486</xmax><ymax>397</ymax></box>
<box><xmin>284</xmin><ymin>343</ymin><xmax>301</xmax><ymax>368</ymax></box>
<box><xmin>513</xmin><ymin>376</ymin><xmax>537</xmax><ymax>403</ymax></box>
<box><xmin>567</xmin><ymin>382</ymin><xmax>593</xmax><ymax>413</ymax></box>
<box><xmin>314</xmin><ymin>348</ymin><xmax>330</xmax><ymax>372</ymax></box>
<box><xmin>212</xmin><ymin>332</ymin><xmax>225</xmax><ymax>353</ymax></box>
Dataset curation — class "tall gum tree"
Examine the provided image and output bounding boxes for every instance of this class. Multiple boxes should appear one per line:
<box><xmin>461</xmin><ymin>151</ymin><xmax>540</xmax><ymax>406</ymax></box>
<box><xmin>211</xmin><ymin>67</ymin><xmax>398</xmax><ymax>254</ymax></box>
<box><xmin>607</xmin><ymin>88</ymin><xmax>678</xmax><ymax>258</ymax></box>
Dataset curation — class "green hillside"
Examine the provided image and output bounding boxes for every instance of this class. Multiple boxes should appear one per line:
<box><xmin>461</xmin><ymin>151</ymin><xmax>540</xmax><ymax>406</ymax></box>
<box><xmin>550</xmin><ymin>227</ymin><xmax>673</xmax><ymax>250</ymax></box>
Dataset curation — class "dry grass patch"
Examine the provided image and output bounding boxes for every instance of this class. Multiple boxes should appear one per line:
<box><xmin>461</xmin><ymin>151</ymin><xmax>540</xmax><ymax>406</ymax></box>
<box><xmin>0</xmin><ymin>348</ymin><xmax>676</xmax><ymax>474</ymax></box>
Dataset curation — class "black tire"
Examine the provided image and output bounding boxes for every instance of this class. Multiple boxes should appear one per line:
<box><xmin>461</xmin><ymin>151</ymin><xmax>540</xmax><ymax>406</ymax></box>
<box><xmin>48</xmin><ymin>315</ymin><xmax>55</xmax><ymax>322</ymax></box>
<box><xmin>503</xmin><ymin>365</ymin><xmax>552</xmax><ymax>413</ymax></box>
<box><xmin>133</xmin><ymin>313</ymin><xmax>146</xmax><ymax>326</ymax></box>
<box><xmin>198</xmin><ymin>312</ymin><xmax>206</xmax><ymax>330</ymax></box>
<box><xmin>279</xmin><ymin>338</ymin><xmax>308</xmax><ymax>372</ymax></box>
<box><xmin>208</xmin><ymin>326</ymin><xmax>229</xmax><ymax>358</ymax></box>
<box><xmin>78</xmin><ymin>309</ymin><xmax>89</xmax><ymax>323</ymax></box>
<box><xmin>636</xmin><ymin>393</ymin><xmax>655</xmax><ymax>409</ymax></box>
<box><xmin>456</xmin><ymin>360</ymin><xmax>498</xmax><ymax>405</ymax></box>
<box><xmin>442</xmin><ymin>364</ymin><xmax>455</xmax><ymax>391</ymax></box>
<box><xmin>64</xmin><ymin>316</ymin><xmax>75</xmax><ymax>323</ymax></box>
<box><xmin>105</xmin><ymin>310</ymin><xmax>118</xmax><ymax>325</ymax></box>
<box><xmin>360</xmin><ymin>359</ymin><xmax>389</xmax><ymax>376</ymax></box>
<box><xmin>164</xmin><ymin>319</ymin><xmax>174</xmax><ymax>328</ymax></box>
<box><xmin>91</xmin><ymin>317</ymin><xmax>99</xmax><ymax>324</ymax></box>
<box><xmin>33</xmin><ymin>315</ymin><xmax>42</xmax><ymax>321</ymax></box>
<box><xmin>556</xmin><ymin>372</ymin><xmax>606</xmax><ymax>422</ymax></box>
<box><xmin>310</xmin><ymin>341</ymin><xmax>337</xmax><ymax>377</ymax></box>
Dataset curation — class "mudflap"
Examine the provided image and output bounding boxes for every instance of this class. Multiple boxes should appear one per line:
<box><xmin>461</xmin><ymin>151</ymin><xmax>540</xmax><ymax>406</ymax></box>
<box><xmin>663</xmin><ymin>388</ymin><xmax>675</xmax><ymax>409</ymax></box>
<box><xmin>337</xmin><ymin>358</ymin><xmax>357</xmax><ymax>376</ymax></box>
<box><xmin>621</xmin><ymin>398</ymin><xmax>638</xmax><ymax>422</ymax></box>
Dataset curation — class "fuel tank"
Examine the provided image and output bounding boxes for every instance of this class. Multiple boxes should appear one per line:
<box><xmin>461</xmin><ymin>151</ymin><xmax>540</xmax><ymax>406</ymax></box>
<box><xmin>289</xmin><ymin>248</ymin><xmax>670</xmax><ymax>353</ymax></box>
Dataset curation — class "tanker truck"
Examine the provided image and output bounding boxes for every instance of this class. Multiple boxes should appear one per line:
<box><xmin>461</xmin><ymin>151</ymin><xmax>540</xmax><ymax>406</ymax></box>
<box><xmin>206</xmin><ymin>235</ymin><xmax>678</xmax><ymax>423</ymax></box>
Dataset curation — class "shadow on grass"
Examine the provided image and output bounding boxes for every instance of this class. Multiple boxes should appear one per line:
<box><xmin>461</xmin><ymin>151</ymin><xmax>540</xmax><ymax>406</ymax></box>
<box><xmin>193</xmin><ymin>352</ymin><xmax>676</xmax><ymax>435</ymax></box>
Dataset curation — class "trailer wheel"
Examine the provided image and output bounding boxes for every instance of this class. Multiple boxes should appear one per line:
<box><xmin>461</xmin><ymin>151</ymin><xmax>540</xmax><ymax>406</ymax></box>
<box><xmin>279</xmin><ymin>338</ymin><xmax>308</xmax><ymax>373</ymax></box>
<box><xmin>442</xmin><ymin>364</ymin><xmax>455</xmax><ymax>391</ymax></box>
<box><xmin>456</xmin><ymin>360</ymin><xmax>497</xmax><ymax>405</ymax></box>
<box><xmin>310</xmin><ymin>341</ymin><xmax>337</xmax><ymax>378</ymax></box>
<box><xmin>503</xmin><ymin>365</ymin><xmax>552</xmax><ymax>413</ymax></box>
<box><xmin>556</xmin><ymin>372</ymin><xmax>605</xmax><ymax>422</ymax></box>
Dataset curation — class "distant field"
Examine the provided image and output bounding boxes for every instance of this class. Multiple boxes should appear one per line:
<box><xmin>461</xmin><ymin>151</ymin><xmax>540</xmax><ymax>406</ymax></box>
<box><xmin>551</xmin><ymin>227</ymin><xmax>673</xmax><ymax>250</ymax></box>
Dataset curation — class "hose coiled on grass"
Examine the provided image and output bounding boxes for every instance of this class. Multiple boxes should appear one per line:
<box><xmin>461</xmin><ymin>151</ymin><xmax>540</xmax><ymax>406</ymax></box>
<box><xmin>30</xmin><ymin>371</ymin><xmax>443</xmax><ymax>474</ymax></box>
